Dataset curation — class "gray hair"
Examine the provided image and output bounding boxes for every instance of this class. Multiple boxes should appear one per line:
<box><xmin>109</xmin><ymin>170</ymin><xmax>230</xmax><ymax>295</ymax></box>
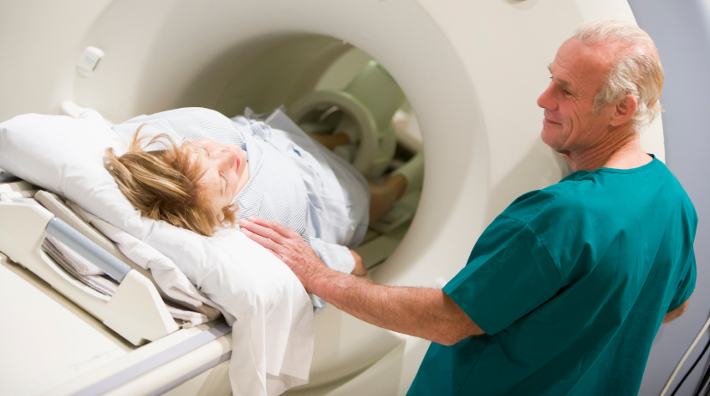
<box><xmin>574</xmin><ymin>19</ymin><xmax>664</xmax><ymax>131</ymax></box>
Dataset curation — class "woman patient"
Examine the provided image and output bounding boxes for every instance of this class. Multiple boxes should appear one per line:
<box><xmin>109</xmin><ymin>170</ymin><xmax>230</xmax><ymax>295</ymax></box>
<box><xmin>104</xmin><ymin>107</ymin><xmax>421</xmax><ymax>284</ymax></box>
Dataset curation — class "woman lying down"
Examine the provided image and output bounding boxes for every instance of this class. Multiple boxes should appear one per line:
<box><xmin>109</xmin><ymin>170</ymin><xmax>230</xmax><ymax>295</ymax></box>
<box><xmin>105</xmin><ymin>107</ymin><xmax>422</xmax><ymax>307</ymax></box>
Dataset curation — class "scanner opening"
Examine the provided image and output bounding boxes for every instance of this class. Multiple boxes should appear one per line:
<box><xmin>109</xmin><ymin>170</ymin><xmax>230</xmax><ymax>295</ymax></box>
<box><xmin>208</xmin><ymin>34</ymin><xmax>424</xmax><ymax>269</ymax></box>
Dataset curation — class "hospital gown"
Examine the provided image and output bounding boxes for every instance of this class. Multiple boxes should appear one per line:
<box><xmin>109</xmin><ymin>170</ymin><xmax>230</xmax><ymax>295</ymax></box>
<box><xmin>111</xmin><ymin>107</ymin><xmax>370</xmax><ymax>308</ymax></box>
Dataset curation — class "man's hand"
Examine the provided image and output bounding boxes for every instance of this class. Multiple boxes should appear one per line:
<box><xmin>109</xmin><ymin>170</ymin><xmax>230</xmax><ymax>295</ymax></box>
<box><xmin>240</xmin><ymin>217</ymin><xmax>482</xmax><ymax>345</ymax></box>
<box><xmin>239</xmin><ymin>217</ymin><xmax>327</xmax><ymax>292</ymax></box>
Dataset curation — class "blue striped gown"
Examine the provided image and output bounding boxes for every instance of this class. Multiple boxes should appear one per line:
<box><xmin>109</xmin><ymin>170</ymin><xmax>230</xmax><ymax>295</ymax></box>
<box><xmin>111</xmin><ymin>107</ymin><xmax>370</xmax><ymax>308</ymax></box>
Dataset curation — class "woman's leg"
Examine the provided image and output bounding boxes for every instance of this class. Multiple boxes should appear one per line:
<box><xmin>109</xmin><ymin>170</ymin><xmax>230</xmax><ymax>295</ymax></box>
<box><xmin>310</xmin><ymin>132</ymin><xmax>422</xmax><ymax>223</ymax></box>
<box><xmin>368</xmin><ymin>152</ymin><xmax>424</xmax><ymax>222</ymax></box>
<box><xmin>309</xmin><ymin>133</ymin><xmax>350</xmax><ymax>151</ymax></box>
<box><xmin>369</xmin><ymin>174</ymin><xmax>407</xmax><ymax>222</ymax></box>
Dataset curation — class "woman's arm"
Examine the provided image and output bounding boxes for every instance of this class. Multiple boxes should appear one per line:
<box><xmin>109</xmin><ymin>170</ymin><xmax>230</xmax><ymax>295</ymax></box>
<box><xmin>307</xmin><ymin>235</ymin><xmax>362</xmax><ymax>275</ymax></box>
<box><xmin>349</xmin><ymin>249</ymin><xmax>367</xmax><ymax>276</ymax></box>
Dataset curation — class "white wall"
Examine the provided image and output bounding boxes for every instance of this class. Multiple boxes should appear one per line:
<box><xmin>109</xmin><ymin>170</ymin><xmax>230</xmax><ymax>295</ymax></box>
<box><xmin>629</xmin><ymin>1</ymin><xmax>710</xmax><ymax>394</ymax></box>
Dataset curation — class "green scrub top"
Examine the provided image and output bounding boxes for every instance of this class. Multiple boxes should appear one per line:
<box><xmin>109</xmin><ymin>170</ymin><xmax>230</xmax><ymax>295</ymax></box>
<box><xmin>408</xmin><ymin>156</ymin><xmax>696</xmax><ymax>396</ymax></box>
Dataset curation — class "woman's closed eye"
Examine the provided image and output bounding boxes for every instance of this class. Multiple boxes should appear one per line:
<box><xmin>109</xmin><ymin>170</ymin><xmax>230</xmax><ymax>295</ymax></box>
<box><xmin>199</xmin><ymin>146</ymin><xmax>211</xmax><ymax>158</ymax></box>
<box><xmin>220</xmin><ymin>172</ymin><xmax>228</xmax><ymax>195</ymax></box>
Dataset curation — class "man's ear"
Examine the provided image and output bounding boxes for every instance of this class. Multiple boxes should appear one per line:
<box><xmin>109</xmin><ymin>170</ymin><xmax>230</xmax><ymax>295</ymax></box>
<box><xmin>610</xmin><ymin>94</ymin><xmax>638</xmax><ymax>127</ymax></box>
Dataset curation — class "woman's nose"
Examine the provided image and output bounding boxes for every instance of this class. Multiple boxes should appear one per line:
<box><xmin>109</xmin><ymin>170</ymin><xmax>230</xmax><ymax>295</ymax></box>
<box><xmin>215</xmin><ymin>148</ymin><xmax>236</xmax><ymax>169</ymax></box>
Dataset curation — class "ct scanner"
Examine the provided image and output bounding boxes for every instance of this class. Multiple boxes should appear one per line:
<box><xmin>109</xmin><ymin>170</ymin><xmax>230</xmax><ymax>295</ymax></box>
<box><xmin>0</xmin><ymin>1</ymin><xmax>671</xmax><ymax>395</ymax></box>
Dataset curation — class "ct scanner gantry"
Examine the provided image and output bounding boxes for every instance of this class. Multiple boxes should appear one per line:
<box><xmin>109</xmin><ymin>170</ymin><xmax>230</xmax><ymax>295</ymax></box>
<box><xmin>0</xmin><ymin>1</ymin><xmax>666</xmax><ymax>395</ymax></box>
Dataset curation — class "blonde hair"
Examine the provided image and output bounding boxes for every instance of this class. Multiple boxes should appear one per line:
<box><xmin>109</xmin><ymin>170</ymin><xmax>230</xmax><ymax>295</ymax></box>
<box><xmin>574</xmin><ymin>19</ymin><xmax>664</xmax><ymax>131</ymax></box>
<box><xmin>105</xmin><ymin>125</ymin><xmax>237</xmax><ymax>237</ymax></box>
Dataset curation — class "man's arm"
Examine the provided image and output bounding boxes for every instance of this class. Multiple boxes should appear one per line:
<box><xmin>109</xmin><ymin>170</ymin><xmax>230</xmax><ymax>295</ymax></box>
<box><xmin>663</xmin><ymin>299</ymin><xmax>689</xmax><ymax>324</ymax></box>
<box><xmin>240</xmin><ymin>217</ymin><xmax>483</xmax><ymax>345</ymax></box>
<box><xmin>311</xmin><ymin>270</ymin><xmax>483</xmax><ymax>345</ymax></box>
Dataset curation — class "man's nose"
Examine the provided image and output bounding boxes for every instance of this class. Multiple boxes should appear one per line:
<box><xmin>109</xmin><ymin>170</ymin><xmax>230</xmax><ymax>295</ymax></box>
<box><xmin>537</xmin><ymin>84</ymin><xmax>556</xmax><ymax>110</ymax></box>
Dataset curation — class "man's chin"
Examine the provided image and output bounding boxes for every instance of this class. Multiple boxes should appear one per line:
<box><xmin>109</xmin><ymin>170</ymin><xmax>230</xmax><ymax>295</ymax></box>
<box><xmin>540</xmin><ymin>130</ymin><xmax>560</xmax><ymax>149</ymax></box>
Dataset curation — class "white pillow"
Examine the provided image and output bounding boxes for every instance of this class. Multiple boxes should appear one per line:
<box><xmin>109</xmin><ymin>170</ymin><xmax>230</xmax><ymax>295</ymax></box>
<box><xmin>0</xmin><ymin>110</ymin><xmax>314</xmax><ymax>395</ymax></box>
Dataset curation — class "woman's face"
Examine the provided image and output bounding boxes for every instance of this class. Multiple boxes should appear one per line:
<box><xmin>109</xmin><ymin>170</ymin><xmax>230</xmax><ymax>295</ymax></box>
<box><xmin>190</xmin><ymin>138</ymin><xmax>249</xmax><ymax>210</ymax></box>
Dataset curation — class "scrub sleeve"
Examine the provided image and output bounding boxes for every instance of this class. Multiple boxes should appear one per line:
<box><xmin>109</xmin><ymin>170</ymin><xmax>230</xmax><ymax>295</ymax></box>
<box><xmin>443</xmin><ymin>216</ymin><xmax>561</xmax><ymax>335</ymax></box>
<box><xmin>668</xmin><ymin>237</ymin><xmax>696</xmax><ymax>312</ymax></box>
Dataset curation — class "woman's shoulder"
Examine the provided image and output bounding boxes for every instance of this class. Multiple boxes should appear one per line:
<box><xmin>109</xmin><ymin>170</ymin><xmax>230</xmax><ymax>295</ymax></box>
<box><xmin>113</xmin><ymin>107</ymin><xmax>243</xmax><ymax>144</ymax></box>
<box><xmin>116</xmin><ymin>107</ymin><xmax>228</xmax><ymax>124</ymax></box>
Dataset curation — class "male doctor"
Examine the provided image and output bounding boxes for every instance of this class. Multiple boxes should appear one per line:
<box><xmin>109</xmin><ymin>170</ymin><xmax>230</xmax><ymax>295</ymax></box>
<box><xmin>240</xmin><ymin>19</ymin><xmax>696</xmax><ymax>395</ymax></box>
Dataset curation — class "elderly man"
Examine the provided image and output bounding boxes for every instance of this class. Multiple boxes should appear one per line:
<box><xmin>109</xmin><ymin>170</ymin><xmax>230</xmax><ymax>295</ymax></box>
<box><xmin>240</xmin><ymin>19</ymin><xmax>697</xmax><ymax>395</ymax></box>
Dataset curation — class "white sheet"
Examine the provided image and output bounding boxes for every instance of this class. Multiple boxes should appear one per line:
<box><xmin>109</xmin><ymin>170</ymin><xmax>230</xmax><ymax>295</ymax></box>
<box><xmin>0</xmin><ymin>109</ymin><xmax>314</xmax><ymax>395</ymax></box>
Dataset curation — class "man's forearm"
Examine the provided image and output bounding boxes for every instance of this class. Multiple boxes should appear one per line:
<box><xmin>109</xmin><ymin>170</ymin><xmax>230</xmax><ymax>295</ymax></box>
<box><xmin>311</xmin><ymin>268</ymin><xmax>483</xmax><ymax>345</ymax></box>
<box><xmin>237</xmin><ymin>217</ymin><xmax>482</xmax><ymax>344</ymax></box>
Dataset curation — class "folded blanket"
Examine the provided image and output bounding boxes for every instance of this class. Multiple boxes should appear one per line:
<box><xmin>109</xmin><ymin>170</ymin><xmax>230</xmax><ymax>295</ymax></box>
<box><xmin>43</xmin><ymin>234</ymin><xmax>216</xmax><ymax>326</ymax></box>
